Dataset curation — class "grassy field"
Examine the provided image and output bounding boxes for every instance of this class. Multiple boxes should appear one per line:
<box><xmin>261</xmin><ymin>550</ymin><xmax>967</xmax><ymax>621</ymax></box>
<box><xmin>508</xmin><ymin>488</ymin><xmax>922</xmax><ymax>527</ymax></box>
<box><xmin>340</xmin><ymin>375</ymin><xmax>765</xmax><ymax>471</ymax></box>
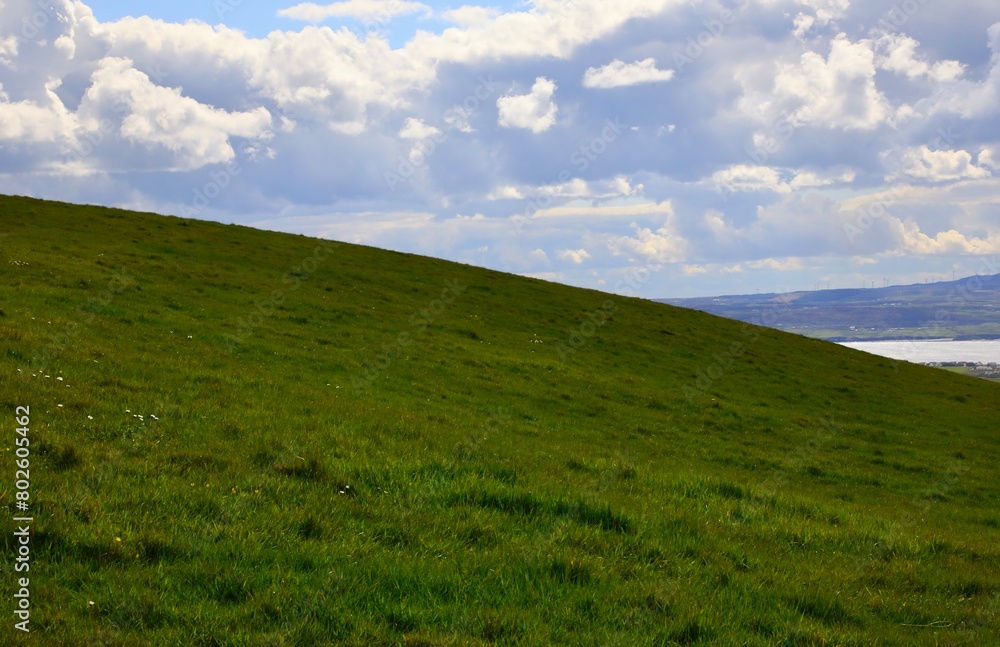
<box><xmin>1</xmin><ymin>194</ymin><xmax>998</xmax><ymax>645</ymax></box>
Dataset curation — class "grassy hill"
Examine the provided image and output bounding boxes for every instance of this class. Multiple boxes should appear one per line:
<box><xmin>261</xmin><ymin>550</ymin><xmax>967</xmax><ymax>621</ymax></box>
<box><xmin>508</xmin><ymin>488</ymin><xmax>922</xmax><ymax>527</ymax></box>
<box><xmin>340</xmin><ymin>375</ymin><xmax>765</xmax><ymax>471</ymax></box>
<box><xmin>1</xmin><ymin>194</ymin><xmax>998</xmax><ymax>645</ymax></box>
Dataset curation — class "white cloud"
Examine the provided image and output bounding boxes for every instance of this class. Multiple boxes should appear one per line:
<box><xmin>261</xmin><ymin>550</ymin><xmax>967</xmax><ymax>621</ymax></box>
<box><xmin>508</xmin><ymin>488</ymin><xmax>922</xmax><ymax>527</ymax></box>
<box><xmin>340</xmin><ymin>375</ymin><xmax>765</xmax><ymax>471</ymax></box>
<box><xmin>745</xmin><ymin>257</ymin><xmax>805</xmax><ymax>271</ymax></box>
<box><xmin>789</xmin><ymin>168</ymin><xmax>856</xmax><ymax>189</ymax></box>
<box><xmin>529</xmin><ymin>248</ymin><xmax>549</xmax><ymax>263</ymax></box>
<box><xmin>875</xmin><ymin>33</ymin><xmax>964</xmax><ymax>82</ymax></box>
<box><xmin>792</xmin><ymin>14</ymin><xmax>815</xmax><ymax>40</ymax></box>
<box><xmin>399</xmin><ymin>117</ymin><xmax>440</xmax><ymax>140</ymax></box>
<box><xmin>796</xmin><ymin>0</ymin><xmax>850</xmax><ymax>24</ymax></box>
<box><xmin>406</xmin><ymin>0</ymin><xmax>683</xmax><ymax>65</ymax></box>
<box><xmin>0</xmin><ymin>81</ymin><xmax>76</xmax><ymax>144</ymax></box>
<box><xmin>769</xmin><ymin>34</ymin><xmax>890</xmax><ymax>130</ymax></box>
<box><xmin>532</xmin><ymin>200</ymin><xmax>673</xmax><ymax>221</ymax></box>
<box><xmin>712</xmin><ymin>164</ymin><xmax>856</xmax><ymax>194</ymax></box>
<box><xmin>582</xmin><ymin>58</ymin><xmax>674</xmax><ymax>89</ymax></box>
<box><xmin>604</xmin><ymin>211</ymin><xmax>687</xmax><ymax>265</ymax></box>
<box><xmin>538</xmin><ymin>178</ymin><xmax>591</xmax><ymax>197</ymax></box>
<box><xmin>681</xmin><ymin>264</ymin><xmax>709</xmax><ymax>276</ymax></box>
<box><xmin>442</xmin><ymin>6</ymin><xmax>500</xmax><ymax>26</ymax></box>
<box><xmin>487</xmin><ymin>185</ymin><xmax>524</xmax><ymax>200</ymax></box>
<box><xmin>885</xmin><ymin>146</ymin><xmax>991</xmax><ymax>183</ymax></box>
<box><xmin>497</xmin><ymin>77</ymin><xmax>558</xmax><ymax>133</ymax></box>
<box><xmin>0</xmin><ymin>36</ymin><xmax>18</xmax><ymax>67</ymax></box>
<box><xmin>897</xmin><ymin>222</ymin><xmax>1000</xmax><ymax>255</ymax></box>
<box><xmin>512</xmin><ymin>176</ymin><xmax>642</xmax><ymax>204</ymax></box>
<box><xmin>278</xmin><ymin>0</ymin><xmax>429</xmax><ymax>24</ymax></box>
<box><xmin>924</xmin><ymin>22</ymin><xmax>1000</xmax><ymax>119</ymax></box>
<box><xmin>82</xmin><ymin>57</ymin><xmax>273</xmax><ymax>171</ymax></box>
<box><xmin>713</xmin><ymin>165</ymin><xmax>788</xmax><ymax>194</ymax></box>
<box><xmin>558</xmin><ymin>248</ymin><xmax>592</xmax><ymax>264</ymax></box>
<box><xmin>979</xmin><ymin>145</ymin><xmax>1000</xmax><ymax>171</ymax></box>
<box><xmin>102</xmin><ymin>18</ymin><xmax>436</xmax><ymax>136</ymax></box>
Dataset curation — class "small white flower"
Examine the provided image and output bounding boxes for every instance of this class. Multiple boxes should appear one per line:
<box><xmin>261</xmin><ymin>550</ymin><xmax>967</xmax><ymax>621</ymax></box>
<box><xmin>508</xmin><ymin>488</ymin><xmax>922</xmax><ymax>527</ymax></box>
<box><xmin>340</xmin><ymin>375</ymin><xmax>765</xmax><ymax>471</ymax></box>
<box><xmin>56</xmin><ymin>376</ymin><xmax>64</xmax><ymax>381</ymax></box>
<box><xmin>150</xmin><ymin>415</ymin><xmax>158</xmax><ymax>420</ymax></box>
<box><xmin>57</xmin><ymin>404</ymin><xmax>63</xmax><ymax>408</ymax></box>
<box><xmin>125</xmin><ymin>409</ymin><xmax>130</xmax><ymax>413</ymax></box>
<box><xmin>87</xmin><ymin>415</ymin><xmax>93</xmax><ymax>420</ymax></box>
<box><xmin>187</xmin><ymin>335</ymin><xmax>193</xmax><ymax>339</ymax></box>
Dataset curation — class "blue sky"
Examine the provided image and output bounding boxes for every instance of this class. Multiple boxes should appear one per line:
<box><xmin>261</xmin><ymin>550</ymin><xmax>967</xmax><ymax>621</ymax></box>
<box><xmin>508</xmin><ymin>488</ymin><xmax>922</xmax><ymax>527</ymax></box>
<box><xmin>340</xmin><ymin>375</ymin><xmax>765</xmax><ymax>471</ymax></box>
<box><xmin>84</xmin><ymin>1</ymin><xmax>528</xmax><ymax>48</ymax></box>
<box><xmin>3</xmin><ymin>0</ymin><xmax>1000</xmax><ymax>298</ymax></box>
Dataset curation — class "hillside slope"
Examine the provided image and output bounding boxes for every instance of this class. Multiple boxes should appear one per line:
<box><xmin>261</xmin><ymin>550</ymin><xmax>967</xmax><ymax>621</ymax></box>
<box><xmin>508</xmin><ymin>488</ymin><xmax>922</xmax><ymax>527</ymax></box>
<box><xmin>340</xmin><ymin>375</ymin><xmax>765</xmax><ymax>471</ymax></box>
<box><xmin>1</xmin><ymin>194</ymin><xmax>998</xmax><ymax>645</ymax></box>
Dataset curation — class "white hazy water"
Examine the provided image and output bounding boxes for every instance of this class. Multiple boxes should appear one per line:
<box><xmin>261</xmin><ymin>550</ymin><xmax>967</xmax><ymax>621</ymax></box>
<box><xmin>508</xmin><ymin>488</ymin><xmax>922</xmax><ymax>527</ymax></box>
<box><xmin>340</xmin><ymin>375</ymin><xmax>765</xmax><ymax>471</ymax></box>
<box><xmin>838</xmin><ymin>339</ymin><xmax>1000</xmax><ymax>364</ymax></box>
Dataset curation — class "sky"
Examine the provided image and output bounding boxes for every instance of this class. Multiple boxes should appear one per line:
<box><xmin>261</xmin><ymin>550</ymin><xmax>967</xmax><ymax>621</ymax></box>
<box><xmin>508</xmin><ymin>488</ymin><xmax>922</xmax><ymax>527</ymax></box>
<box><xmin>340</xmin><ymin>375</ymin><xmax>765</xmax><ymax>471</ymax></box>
<box><xmin>2</xmin><ymin>0</ymin><xmax>1000</xmax><ymax>298</ymax></box>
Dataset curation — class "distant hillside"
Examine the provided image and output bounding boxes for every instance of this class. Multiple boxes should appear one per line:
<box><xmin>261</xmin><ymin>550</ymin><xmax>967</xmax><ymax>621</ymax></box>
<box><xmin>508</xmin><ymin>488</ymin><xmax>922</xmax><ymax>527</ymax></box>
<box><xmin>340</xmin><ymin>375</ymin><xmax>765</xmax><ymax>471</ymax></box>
<box><xmin>659</xmin><ymin>273</ymin><xmax>1000</xmax><ymax>341</ymax></box>
<box><xmin>1</xmin><ymin>194</ymin><xmax>998</xmax><ymax>645</ymax></box>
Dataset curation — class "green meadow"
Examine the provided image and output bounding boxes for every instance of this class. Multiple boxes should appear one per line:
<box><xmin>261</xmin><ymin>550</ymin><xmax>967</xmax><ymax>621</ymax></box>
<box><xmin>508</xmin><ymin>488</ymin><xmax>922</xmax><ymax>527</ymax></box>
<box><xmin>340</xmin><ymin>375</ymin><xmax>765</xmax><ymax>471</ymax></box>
<box><xmin>0</xmin><ymin>194</ymin><xmax>998</xmax><ymax>645</ymax></box>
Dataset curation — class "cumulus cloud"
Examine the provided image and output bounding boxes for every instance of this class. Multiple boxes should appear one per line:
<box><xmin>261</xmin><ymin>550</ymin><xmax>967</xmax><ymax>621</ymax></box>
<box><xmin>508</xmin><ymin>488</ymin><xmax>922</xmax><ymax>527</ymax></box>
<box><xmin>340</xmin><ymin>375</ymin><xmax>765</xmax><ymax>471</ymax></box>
<box><xmin>769</xmin><ymin>34</ymin><xmax>890</xmax><ymax>130</ymax></box>
<box><xmin>582</xmin><ymin>58</ymin><xmax>674</xmax><ymax>89</ymax></box>
<box><xmin>529</xmin><ymin>248</ymin><xmax>550</xmax><ymax>263</ymax></box>
<box><xmin>712</xmin><ymin>165</ymin><xmax>788</xmax><ymax>194</ymax></box>
<box><xmin>532</xmin><ymin>201</ymin><xmax>672</xmax><ymax>221</ymax></box>
<box><xmin>0</xmin><ymin>36</ymin><xmax>17</xmax><ymax>67</ymax></box>
<box><xmin>82</xmin><ymin>58</ymin><xmax>273</xmax><ymax>171</ymax></box>
<box><xmin>278</xmin><ymin>0</ymin><xmax>430</xmax><ymax>24</ymax></box>
<box><xmin>711</xmin><ymin>165</ymin><xmax>855</xmax><ymax>194</ymax></box>
<box><xmin>405</xmin><ymin>0</ymin><xmax>684</xmax><ymax>65</ymax></box>
<box><xmin>497</xmin><ymin>77</ymin><xmax>558</xmax><ymax>133</ymax></box>
<box><xmin>486</xmin><ymin>185</ymin><xmax>523</xmax><ymax>200</ymax></box>
<box><xmin>745</xmin><ymin>257</ymin><xmax>805</xmax><ymax>271</ymax></box>
<box><xmin>796</xmin><ymin>0</ymin><xmax>850</xmax><ymax>24</ymax></box>
<box><xmin>442</xmin><ymin>6</ymin><xmax>500</xmax><ymax>26</ymax></box>
<box><xmin>598</xmin><ymin>204</ymin><xmax>686</xmax><ymax>265</ymax></box>
<box><xmin>558</xmin><ymin>248</ymin><xmax>592</xmax><ymax>264</ymax></box>
<box><xmin>606</xmin><ymin>222</ymin><xmax>687</xmax><ymax>264</ymax></box>
<box><xmin>884</xmin><ymin>146</ymin><xmax>991</xmax><ymax>183</ymax></box>
<box><xmin>100</xmin><ymin>17</ymin><xmax>437</xmax><ymax>136</ymax></box>
<box><xmin>875</xmin><ymin>33</ymin><xmax>965</xmax><ymax>82</ymax></box>
<box><xmin>979</xmin><ymin>145</ymin><xmax>1000</xmax><ymax>170</ymax></box>
<box><xmin>897</xmin><ymin>223</ymin><xmax>1000</xmax><ymax>255</ymax></box>
<box><xmin>923</xmin><ymin>22</ymin><xmax>1000</xmax><ymax>119</ymax></box>
<box><xmin>681</xmin><ymin>264</ymin><xmax>709</xmax><ymax>276</ymax></box>
<box><xmin>399</xmin><ymin>117</ymin><xmax>440</xmax><ymax>140</ymax></box>
<box><xmin>0</xmin><ymin>83</ymin><xmax>76</xmax><ymax>144</ymax></box>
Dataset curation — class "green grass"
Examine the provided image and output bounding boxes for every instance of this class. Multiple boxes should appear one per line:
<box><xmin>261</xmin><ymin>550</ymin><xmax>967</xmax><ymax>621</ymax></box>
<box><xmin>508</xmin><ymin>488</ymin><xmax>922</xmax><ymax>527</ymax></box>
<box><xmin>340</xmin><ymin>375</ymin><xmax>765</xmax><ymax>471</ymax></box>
<box><xmin>1</xmin><ymin>194</ymin><xmax>998</xmax><ymax>645</ymax></box>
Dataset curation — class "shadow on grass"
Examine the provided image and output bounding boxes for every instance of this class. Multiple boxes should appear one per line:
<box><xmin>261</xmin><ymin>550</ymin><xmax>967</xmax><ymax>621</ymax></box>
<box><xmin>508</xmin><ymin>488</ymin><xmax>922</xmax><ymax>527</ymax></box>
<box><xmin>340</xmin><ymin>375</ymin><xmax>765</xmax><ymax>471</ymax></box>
<box><xmin>449</xmin><ymin>489</ymin><xmax>633</xmax><ymax>533</ymax></box>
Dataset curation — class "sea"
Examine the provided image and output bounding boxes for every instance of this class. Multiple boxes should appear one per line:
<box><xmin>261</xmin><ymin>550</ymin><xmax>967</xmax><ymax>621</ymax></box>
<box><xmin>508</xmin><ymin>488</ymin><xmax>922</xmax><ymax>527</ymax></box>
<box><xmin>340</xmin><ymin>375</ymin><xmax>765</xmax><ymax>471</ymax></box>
<box><xmin>837</xmin><ymin>339</ymin><xmax>1000</xmax><ymax>364</ymax></box>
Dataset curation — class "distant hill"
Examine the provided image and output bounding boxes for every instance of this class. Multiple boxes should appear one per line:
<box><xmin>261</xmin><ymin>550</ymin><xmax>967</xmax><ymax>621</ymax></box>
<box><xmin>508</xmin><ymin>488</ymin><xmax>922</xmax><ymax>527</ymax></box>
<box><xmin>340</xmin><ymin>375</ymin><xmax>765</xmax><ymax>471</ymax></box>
<box><xmin>2</xmin><ymin>194</ymin><xmax>999</xmax><ymax>644</ymax></box>
<box><xmin>659</xmin><ymin>274</ymin><xmax>1000</xmax><ymax>341</ymax></box>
